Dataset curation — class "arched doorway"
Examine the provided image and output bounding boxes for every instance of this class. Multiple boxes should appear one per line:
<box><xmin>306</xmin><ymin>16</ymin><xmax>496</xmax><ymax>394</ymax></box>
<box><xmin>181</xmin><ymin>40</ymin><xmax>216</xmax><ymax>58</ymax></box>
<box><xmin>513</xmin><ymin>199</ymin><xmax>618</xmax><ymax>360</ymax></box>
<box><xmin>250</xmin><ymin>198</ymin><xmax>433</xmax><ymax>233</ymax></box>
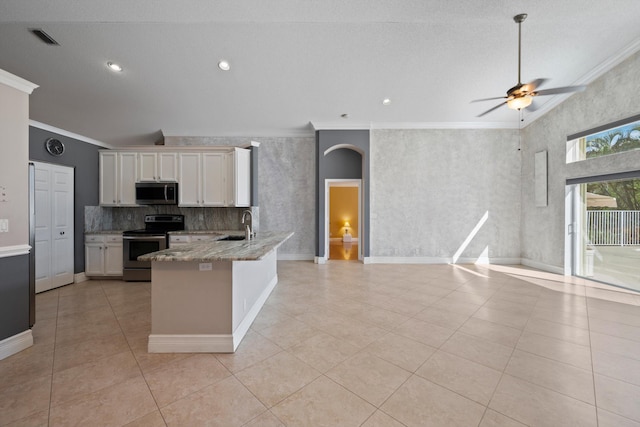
<box><xmin>315</xmin><ymin>130</ymin><xmax>370</xmax><ymax>263</ymax></box>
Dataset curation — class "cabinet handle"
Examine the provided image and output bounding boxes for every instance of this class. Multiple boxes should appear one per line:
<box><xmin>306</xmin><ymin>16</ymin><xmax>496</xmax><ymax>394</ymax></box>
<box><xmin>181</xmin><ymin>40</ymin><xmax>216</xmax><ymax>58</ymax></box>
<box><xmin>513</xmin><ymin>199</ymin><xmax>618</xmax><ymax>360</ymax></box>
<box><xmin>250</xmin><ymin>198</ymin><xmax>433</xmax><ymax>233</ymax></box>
<box><xmin>113</xmin><ymin>200</ymin><xmax>116</xmax><ymax>203</ymax></box>
<box><xmin>60</xmin><ymin>231</ymin><xmax>65</xmax><ymax>235</ymax></box>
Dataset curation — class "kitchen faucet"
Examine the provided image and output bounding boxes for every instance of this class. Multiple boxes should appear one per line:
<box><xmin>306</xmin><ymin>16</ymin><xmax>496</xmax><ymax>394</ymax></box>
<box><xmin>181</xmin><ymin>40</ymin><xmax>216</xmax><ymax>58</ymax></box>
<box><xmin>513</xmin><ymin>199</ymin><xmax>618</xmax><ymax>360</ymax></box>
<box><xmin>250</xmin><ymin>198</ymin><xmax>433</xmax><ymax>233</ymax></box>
<box><xmin>242</xmin><ymin>210</ymin><xmax>253</xmax><ymax>240</ymax></box>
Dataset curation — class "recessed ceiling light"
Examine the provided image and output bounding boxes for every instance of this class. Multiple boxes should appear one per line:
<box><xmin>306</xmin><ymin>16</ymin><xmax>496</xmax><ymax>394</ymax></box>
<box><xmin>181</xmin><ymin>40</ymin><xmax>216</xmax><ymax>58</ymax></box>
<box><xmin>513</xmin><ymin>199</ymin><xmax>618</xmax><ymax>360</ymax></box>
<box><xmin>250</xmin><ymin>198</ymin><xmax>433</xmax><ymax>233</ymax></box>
<box><xmin>382</xmin><ymin>98</ymin><xmax>391</xmax><ymax>105</ymax></box>
<box><xmin>218</xmin><ymin>60</ymin><xmax>230</xmax><ymax>71</ymax></box>
<box><xmin>107</xmin><ymin>62</ymin><xmax>122</xmax><ymax>72</ymax></box>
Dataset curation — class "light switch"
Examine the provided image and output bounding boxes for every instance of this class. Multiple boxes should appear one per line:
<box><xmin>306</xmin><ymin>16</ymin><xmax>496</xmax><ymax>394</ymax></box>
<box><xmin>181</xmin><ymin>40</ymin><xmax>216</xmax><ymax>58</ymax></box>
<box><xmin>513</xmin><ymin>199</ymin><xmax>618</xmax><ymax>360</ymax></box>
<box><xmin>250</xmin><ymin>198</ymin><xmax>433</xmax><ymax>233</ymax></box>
<box><xmin>0</xmin><ymin>219</ymin><xmax>8</xmax><ymax>232</ymax></box>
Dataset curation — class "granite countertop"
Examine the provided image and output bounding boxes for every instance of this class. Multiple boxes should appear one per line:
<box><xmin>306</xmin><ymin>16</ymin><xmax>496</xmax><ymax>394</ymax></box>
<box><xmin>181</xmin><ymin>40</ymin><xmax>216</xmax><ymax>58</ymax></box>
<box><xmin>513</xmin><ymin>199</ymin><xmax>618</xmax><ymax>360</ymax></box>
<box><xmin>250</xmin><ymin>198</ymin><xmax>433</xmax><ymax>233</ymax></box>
<box><xmin>85</xmin><ymin>230</ymin><xmax>126</xmax><ymax>235</ymax></box>
<box><xmin>138</xmin><ymin>231</ymin><xmax>294</xmax><ymax>262</ymax></box>
<box><xmin>168</xmin><ymin>230</ymin><xmax>239</xmax><ymax>236</ymax></box>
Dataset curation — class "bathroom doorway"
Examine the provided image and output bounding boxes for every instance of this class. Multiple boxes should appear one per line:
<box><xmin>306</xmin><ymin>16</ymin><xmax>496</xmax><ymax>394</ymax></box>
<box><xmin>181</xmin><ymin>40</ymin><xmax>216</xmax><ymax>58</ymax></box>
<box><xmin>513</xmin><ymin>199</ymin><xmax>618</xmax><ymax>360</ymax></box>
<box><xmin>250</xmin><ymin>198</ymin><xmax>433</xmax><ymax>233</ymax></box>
<box><xmin>326</xmin><ymin>180</ymin><xmax>361</xmax><ymax>261</ymax></box>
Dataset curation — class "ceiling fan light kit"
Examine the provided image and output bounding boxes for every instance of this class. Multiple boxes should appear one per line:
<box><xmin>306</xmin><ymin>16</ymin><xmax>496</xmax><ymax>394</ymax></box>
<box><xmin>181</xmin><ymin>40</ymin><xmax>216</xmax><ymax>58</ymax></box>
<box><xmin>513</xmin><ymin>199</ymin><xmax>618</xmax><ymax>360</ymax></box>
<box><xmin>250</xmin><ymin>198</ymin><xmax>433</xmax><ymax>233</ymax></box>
<box><xmin>472</xmin><ymin>13</ymin><xmax>586</xmax><ymax>117</ymax></box>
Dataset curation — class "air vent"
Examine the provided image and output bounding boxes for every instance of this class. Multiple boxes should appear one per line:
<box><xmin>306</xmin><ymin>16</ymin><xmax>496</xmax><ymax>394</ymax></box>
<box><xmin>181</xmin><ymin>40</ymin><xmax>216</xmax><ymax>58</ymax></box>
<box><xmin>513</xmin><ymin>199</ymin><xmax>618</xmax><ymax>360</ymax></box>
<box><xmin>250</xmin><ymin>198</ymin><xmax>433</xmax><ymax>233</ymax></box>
<box><xmin>29</xmin><ymin>28</ymin><xmax>60</xmax><ymax>46</ymax></box>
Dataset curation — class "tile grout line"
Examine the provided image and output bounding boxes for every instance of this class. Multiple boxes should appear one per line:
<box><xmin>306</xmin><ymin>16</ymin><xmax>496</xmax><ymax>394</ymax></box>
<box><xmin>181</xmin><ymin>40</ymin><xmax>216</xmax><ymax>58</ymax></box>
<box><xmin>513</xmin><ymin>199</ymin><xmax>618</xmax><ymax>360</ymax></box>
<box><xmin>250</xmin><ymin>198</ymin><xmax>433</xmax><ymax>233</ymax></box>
<box><xmin>100</xmin><ymin>280</ymin><xmax>168</xmax><ymax>427</ymax></box>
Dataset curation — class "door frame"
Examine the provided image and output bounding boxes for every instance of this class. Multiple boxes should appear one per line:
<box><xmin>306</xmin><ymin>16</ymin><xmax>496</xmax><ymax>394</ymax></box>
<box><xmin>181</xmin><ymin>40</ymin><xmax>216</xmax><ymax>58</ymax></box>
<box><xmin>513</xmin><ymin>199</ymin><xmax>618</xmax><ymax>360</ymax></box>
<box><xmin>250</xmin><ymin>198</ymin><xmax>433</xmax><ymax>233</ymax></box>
<box><xmin>324</xmin><ymin>179</ymin><xmax>362</xmax><ymax>262</ymax></box>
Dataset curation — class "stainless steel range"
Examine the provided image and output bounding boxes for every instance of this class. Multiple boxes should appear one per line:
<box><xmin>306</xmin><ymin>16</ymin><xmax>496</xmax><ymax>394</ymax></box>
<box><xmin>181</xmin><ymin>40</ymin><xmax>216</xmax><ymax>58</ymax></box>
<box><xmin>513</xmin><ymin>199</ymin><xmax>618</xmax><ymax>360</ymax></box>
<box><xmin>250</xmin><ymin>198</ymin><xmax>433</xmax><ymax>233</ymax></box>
<box><xmin>122</xmin><ymin>214</ymin><xmax>184</xmax><ymax>281</ymax></box>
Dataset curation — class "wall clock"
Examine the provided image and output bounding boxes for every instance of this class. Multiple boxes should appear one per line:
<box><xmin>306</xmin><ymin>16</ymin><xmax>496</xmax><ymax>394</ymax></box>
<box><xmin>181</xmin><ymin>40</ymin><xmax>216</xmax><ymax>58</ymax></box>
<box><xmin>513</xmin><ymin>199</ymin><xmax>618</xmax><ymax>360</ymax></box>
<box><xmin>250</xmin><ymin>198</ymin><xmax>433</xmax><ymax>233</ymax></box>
<box><xmin>45</xmin><ymin>137</ymin><xmax>65</xmax><ymax>156</ymax></box>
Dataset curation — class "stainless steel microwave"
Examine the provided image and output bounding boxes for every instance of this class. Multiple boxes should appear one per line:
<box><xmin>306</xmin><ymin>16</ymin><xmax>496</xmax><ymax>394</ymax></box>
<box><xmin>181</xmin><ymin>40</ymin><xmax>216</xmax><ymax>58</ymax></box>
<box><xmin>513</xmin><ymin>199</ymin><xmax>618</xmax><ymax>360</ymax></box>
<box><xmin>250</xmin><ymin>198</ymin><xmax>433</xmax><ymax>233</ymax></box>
<box><xmin>135</xmin><ymin>182</ymin><xmax>178</xmax><ymax>205</ymax></box>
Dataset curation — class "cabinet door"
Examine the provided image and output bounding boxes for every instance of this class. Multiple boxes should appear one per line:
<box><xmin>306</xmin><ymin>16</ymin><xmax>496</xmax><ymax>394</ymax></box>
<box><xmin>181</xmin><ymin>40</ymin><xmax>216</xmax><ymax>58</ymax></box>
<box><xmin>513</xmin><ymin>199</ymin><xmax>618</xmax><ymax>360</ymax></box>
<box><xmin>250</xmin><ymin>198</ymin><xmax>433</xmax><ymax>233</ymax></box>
<box><xmin>119</xmin><ymin>152</ymin><xmax>138</xmax><ymax>205</ymax></box>
<box><xmin>138</xmin><ymin>152</ymin><xmax>158</xmax><ymax>182</ymax></box>
<box><xmin>158</xmin><ymin>153</ymin><xmax>178</xmax><ymax>181</ymax></box>
<box><xmin>85</xmin><ymin>242</ymin><xmax>104</xmax><ymax>276</ymax></box>
<box><xmin>104</xmin><ymin>241</ymin><xmax>123</xmax><ymax>275</ymax></box>
<box><xmin>99</xmin><ymin>152</ymin><xmax>118</xmax><ymax>206</ymax></box>
<box><xmin>232</xmin><ymin>149</ymin><xmax>251</xmax><ymax>207</ymax></box>
<box><xmin>178</xmin><ymin>153</ymin><xmax>201</xmax><ymax>206</ymax></box>
<box><xmin>202</xmin><ymin>153</ymin><xmax>226</xmax><ymax>206</ymax></box>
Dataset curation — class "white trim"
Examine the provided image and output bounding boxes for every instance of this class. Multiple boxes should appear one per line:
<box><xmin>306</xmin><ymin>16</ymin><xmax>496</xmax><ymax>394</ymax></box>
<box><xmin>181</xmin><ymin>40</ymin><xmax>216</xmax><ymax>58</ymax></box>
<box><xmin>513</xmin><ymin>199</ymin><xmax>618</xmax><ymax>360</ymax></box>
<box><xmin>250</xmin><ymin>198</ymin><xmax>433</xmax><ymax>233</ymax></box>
<box><xmin>232</xmin><ymin>274</ymin><xmax>278</xmax><ymax>350</ymax></box>
<box><xmin>0</xmin><ymin>245</ymin><xmax>31</xmax><ymax>259</ymax></box>
<box><xmin>279</xmin><ymin>253</ymin><xmax>314</xmax><ymax>261</ymax></box>
<box><xmin>29</xmin><ymin>120</ymin><xmax>112</xmax><ymax>148</ymax></box>
<box><xmin>0</xmin><ymin>69</ymin><xmax>38</xmax><ymax>94</ymax></box>
<box><xmin>367</xmin><ymin>256</ymin><xmax>522</xmax><ymax>265</ymax></box>
<box><xmin>161</xmin><ymin>128</ymin><xmax>314</xmax><ymax>138</ymax></box>
<box><xmin>148</xmin><ymin>334</ymin><xmax>234</xmax><ymax>353</ymax></box>
<box><xmin>521</xmin><ymin>258</ymin><xmax>565</xmax><ymax>275</ymax></box>
<box><xmin>0</xmin><ymin>330</ymin><xmax>33</xmax><ymax>361</ymax></box>
<box><xmin>371</xmin><ymin>121</ymin><xmax>519</xmax><ymax>130</ymax></box>
<box><xmin>74</xmin><ymin>272</ymin><xmax>89</xmax><ymax>283</ymax></box>
<box><xmin>311</xmin><ymin>121</ymin><xmax>520</xmax><ymax>131</ymax></box>
<box><xmin>149</xmin><ymin>274</ymin><xmax>278</xmax><ymax>353</ymax></box>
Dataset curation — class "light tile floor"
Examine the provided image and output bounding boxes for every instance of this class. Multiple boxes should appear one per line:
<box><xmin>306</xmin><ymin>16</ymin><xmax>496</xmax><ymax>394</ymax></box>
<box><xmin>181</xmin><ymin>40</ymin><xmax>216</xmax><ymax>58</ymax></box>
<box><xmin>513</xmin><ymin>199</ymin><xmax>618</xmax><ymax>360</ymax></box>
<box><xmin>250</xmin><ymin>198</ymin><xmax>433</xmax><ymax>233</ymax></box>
<box><xmin>2</xmin><ymin>262</ymin><xmax>640</xmax><ymax>426</ymax></box>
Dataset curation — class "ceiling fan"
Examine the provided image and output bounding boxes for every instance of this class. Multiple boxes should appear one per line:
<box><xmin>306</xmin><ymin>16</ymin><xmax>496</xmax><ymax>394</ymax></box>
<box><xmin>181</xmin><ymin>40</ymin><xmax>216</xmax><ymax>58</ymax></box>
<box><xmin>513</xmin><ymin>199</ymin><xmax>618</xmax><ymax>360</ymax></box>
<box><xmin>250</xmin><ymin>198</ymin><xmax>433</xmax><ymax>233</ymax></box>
<box><xmin>472</xmin><ymin>13</ymin><xmax>586</xmax><ymax>117</ymax></box>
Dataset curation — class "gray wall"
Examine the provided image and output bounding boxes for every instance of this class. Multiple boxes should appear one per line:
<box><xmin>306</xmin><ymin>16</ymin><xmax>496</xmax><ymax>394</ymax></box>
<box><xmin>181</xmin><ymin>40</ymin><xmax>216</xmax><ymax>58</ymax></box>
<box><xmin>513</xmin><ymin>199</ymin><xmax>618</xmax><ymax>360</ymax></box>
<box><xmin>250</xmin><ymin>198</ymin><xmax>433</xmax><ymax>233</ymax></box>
<box><xmin>316</xmin><ymin>130</ymin><xmax>370</xmax><ymax>258</ymax></box>
<box><xmin>370</xmin><ymin>129</ymin><xmax>521</xmax><ymax>262</ymax></box>
<box><xmin>0</xmin><ymin>254</ymin><xmax>29</xmax><ymax>340</ymax></box>
<box><xmin>521</xmin><ymin>50</ymin><xmax>640</xmax><ymax>269</ymax></box>
<box><xmin>29</xmin><ymin>126</ymin><xmax>101</xmax><ymax>273</ymax></box>
<box><xmin>165</xmin><ymin>136</ymin><xmax>316</xmax><ymax>258</ymax></box>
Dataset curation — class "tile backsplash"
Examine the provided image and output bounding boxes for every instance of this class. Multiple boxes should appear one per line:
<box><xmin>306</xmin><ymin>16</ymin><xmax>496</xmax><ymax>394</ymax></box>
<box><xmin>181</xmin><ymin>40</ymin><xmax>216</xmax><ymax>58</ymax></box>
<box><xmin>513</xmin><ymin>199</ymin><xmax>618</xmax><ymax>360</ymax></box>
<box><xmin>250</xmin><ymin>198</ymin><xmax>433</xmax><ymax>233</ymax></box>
<box><xmin>85</xmin><ymin>206</ymin><xmax>259</xmax><ymax>232</ymax></box>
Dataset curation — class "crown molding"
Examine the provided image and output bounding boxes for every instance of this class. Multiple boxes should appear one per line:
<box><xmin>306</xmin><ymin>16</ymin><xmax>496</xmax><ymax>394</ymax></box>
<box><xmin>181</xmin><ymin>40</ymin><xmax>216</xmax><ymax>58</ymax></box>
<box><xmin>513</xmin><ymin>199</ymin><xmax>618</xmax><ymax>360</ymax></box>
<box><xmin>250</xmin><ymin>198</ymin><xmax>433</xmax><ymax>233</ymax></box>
<box><xmin>29</xmin><ymin>121</ymin><xmax>112</xmax><ymax>148</ymax></box>
<box><xmin>311</xmin><ymin>121</ymin><xmax>520</xmax><ymax>131</ymax></box>
<box><xmin>0</xmin><ymin>69</ymin><xmax>38</xmax><ymax>94</ymax></box>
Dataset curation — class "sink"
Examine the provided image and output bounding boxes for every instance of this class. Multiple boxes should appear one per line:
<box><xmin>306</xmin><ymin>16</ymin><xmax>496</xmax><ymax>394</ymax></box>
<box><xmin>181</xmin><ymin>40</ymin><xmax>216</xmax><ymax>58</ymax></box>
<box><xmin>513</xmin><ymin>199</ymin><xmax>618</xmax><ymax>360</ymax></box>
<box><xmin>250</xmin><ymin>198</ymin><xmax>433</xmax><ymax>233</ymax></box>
<box><xmin>219</xmin><ymin>235</ymin><xmax>246</xmax><ymax>241</ymax></box>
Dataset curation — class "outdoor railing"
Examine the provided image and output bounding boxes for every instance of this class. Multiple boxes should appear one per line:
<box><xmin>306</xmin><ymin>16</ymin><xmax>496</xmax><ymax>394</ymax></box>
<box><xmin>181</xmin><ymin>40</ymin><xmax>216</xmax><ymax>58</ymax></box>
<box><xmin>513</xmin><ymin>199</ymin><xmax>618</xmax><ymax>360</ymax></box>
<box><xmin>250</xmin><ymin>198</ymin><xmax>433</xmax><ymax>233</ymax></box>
<box><xmin>587</xmin><ymin>210</ymin><xmax>640</xmax><ymax>246</ymax></box>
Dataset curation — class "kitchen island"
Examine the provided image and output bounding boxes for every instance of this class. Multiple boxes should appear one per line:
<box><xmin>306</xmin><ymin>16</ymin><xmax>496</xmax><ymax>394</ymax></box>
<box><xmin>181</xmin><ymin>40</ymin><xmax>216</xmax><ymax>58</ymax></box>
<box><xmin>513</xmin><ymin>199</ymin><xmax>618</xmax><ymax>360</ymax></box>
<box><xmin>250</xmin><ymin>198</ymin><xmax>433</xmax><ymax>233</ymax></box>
<box><xmin>138</xmin><ymin>231</ymin><xmax>293</xmax><ymax>353</ymax></box>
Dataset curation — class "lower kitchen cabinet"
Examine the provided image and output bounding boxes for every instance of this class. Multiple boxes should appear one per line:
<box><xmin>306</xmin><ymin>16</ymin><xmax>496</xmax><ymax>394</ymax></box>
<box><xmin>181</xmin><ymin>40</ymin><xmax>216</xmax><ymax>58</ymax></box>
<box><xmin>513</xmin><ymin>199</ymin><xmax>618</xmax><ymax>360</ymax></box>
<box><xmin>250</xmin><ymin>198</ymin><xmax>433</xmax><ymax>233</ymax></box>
<box><xmin>85</xmin><ymin>234</ymin><xmax>123</xmax><ymax>276</ymax></box>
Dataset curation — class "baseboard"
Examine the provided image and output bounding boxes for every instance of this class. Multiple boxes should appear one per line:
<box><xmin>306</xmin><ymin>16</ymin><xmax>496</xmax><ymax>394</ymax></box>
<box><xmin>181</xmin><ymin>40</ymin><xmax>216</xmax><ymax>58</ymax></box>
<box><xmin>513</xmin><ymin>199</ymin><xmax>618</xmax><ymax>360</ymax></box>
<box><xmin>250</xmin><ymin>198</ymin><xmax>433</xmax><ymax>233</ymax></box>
<box><xmin>278</xmin><ymin>253</ymin><xmax>314</xmax><ymax>261</ymax></box>
<box><xmin>367</xmin><ymin>256</ymin><xmax>522</xmax><ymax>265</ymax></box>
<box><xmin>148</xmin><ymin>334</ymin><xmax>234</xmax><ymax>353</ymax></box>
<box><xmin>74</xmin><ymin>272</ymin><xmax>89</xmax><ymax>283</ymax></box>
<box><xmin>314</xmin><ymin>256</ymin><xmax>327</xmax><ymax>264</ymax></box>
<box><xmin>521</xmin><ymin>258</ymin><xmax>565</xmax><ymax>275</ymax></box>
<box><xmin>0</xmin><ymin>330</ymin><xmax>33</xmax><ymax>361</ymax></box>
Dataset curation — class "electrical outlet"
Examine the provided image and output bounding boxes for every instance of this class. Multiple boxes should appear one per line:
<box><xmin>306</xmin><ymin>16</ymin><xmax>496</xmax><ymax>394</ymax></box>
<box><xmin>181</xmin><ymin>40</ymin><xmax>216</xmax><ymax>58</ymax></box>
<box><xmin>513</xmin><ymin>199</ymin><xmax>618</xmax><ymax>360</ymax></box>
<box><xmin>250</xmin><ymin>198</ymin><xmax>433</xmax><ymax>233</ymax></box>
<box><xmin>127</xmin><ymin>214</ymin><xmax>132</xmax><ymax>220</ymax></box>
<box><xmin>0</xmin><ymin>219</ymin><xmax>8</xmax><ymax>232</ymax></box>
<box><xmin>198</xmin><ymin>213</ymin><xmax>204</xmax><ymax>221</ymax></box>
<box><xmin>199</xmin><ymin>263</ymin><xmax>212</xmax><ymax>271</ymax></box>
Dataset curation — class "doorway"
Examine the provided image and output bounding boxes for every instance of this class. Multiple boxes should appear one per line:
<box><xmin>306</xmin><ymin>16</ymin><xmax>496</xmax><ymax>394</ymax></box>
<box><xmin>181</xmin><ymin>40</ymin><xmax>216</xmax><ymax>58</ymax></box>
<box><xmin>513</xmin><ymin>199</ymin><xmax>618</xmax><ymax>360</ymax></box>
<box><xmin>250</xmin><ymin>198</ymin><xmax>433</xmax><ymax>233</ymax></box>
<box><xmin>568</xmin><ymin>177</ymin><xmax>640</xmax><ymax>291</ymax></box>
<box><xmin>327</xmin><ymin>180</ymin><xmax>361</xmax><ymax>261</ymax></box>
<box><xmin>33</xmin><ymin>161</ymin><xmax>74</xmax><ymax>293</ymax></box>
<box><xmin>324</xmin><ymin>179</ymin><xmax>362</xmax><ymax>261</ymax></box>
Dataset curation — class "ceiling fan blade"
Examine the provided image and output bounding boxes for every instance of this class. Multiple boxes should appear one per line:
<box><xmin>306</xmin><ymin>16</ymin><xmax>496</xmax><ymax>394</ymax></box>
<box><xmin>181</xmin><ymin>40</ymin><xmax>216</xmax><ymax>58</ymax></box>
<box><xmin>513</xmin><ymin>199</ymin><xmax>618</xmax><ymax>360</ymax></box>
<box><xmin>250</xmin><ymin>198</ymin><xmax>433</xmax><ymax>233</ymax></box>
<box><xmin>521</xmin><ymin>78</ymin><xmax>548</xmax><ymax>93</ymax></box>
<box><xmin>477</xmin><ymin>101</ymin><xmax>508</xmax><ymax>117</ymax></box>
<box><xmin>534</xmin><ymin>85</ymin><xmax>587</xmax><ymax>96</ymax></box>
<box><xmin>471</xmin><ymin>96</ymin><xmax>508</xmax><ymax>103</ymax></box>
<box><xmin>527</xmin><ymin>99</ymin><xmax>540</xmax><ymax>112</ymax></box>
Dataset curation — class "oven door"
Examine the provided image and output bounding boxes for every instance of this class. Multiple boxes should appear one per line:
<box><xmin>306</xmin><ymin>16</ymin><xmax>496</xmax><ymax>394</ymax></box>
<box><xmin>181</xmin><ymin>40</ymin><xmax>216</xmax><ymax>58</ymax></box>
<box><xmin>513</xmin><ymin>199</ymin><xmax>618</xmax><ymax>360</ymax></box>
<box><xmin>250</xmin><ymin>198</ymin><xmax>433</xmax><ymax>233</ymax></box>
<box><xmin>123</xmin><ymin>235</ymin><xmax>167</xmax><ymax>269</ymax></box>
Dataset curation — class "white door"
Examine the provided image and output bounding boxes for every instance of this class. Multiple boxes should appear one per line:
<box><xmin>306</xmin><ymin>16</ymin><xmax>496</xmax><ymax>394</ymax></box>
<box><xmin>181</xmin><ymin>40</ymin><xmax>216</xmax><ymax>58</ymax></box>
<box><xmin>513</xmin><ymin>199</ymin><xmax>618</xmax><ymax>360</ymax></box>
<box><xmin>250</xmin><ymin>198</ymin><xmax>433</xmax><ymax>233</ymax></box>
<box><xmin>34</xmin><ymin>162</ymin><xmax>74</xmax><ymax>293</ymax></box>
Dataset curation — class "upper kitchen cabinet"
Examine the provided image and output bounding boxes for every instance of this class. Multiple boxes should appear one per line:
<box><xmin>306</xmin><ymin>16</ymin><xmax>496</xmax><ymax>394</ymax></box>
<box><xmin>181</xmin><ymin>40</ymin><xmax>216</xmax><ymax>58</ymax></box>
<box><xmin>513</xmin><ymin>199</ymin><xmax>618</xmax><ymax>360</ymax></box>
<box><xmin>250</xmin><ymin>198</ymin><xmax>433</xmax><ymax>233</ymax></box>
<box><xmin>228</xmin><ymin>148</ymin><xmax>251</xmax><ymax>207</ymax></box>
<box><xmin>138</xmin><ymin>152</ymin><xmax>178</xmax><ymax>182</ymax></box>
<box><xmin>178</xmin><ymin>148</ymin><xmax>250</xmax><ymax>207</ymax></box>
<box><xmin>100</xmin><ymin>151</ymin><xmax>138</xmax><ymax>206</ymax></box>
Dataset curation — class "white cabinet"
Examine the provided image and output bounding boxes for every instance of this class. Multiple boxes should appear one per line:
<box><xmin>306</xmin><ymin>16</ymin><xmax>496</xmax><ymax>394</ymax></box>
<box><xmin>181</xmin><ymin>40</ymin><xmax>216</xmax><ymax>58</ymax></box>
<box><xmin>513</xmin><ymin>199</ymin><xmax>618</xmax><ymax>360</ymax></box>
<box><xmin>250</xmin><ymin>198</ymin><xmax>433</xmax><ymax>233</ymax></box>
<box><xmin>139</xmin><ymin>152</ymin><xmax>178</xmax><ymax>182</ymax></box>
<box><xmin>178</xmin><ymin>153</ymin><xmax>202</xmax><ymax>206</ymax></box>
<box><xmin>227</xmin><ymin>148</ymin><xmax>251</xmax><ymax>207</ymax></box>
<box><xmin>85</xmin><ymin>234</ymin><xmax>123</xmax><ymax>276</ymax></box>
<box><xmin>100</xmin><ymin>147</ymin><xmax>251</xmax><ymax>207</ymax></box>
<box><xmin>202</xmin><ymin>153</ymin><xmax>226</xmax><ymax>206</ymax></box>
<box><xmin>178</xmin><ymin>150</ymin><xmax>250</xmax><ymax>207</ymax></box>
<box><xmin>99</xmin><ymin>152</ymin><xmax>138</xmax><ymax>206</ymax></box>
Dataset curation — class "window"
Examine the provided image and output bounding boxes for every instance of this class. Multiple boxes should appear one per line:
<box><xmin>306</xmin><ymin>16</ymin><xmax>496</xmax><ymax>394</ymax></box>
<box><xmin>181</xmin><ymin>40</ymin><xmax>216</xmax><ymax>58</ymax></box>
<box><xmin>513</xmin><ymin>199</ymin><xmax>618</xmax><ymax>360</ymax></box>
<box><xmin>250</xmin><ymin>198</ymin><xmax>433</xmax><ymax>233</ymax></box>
<box><xmin>566</xmin><ymin>116</ymin><xmax>640</xmax><ymax>163</ymax></box>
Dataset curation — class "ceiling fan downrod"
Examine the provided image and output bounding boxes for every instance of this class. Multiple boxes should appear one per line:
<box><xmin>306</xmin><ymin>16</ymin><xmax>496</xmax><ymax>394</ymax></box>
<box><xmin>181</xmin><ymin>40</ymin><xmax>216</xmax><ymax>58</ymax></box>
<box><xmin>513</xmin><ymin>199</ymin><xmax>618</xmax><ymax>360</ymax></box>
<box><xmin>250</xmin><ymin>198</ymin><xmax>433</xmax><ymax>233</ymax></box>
<box><xmin>514</xmin><ymin>13</ymin><xmax>527</xmax><ymax>86</ymax></box>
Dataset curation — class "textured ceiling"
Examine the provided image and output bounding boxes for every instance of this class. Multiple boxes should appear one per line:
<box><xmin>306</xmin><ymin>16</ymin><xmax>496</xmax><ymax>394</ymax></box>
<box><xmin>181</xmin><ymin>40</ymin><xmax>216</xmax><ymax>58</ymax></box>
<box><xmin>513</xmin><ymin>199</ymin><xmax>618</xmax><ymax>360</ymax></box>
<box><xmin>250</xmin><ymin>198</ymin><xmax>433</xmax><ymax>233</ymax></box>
<box><xmin>1</xmin><ymin>0</ymin><xmax>639</xmax><ymax>146</ymax></box>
